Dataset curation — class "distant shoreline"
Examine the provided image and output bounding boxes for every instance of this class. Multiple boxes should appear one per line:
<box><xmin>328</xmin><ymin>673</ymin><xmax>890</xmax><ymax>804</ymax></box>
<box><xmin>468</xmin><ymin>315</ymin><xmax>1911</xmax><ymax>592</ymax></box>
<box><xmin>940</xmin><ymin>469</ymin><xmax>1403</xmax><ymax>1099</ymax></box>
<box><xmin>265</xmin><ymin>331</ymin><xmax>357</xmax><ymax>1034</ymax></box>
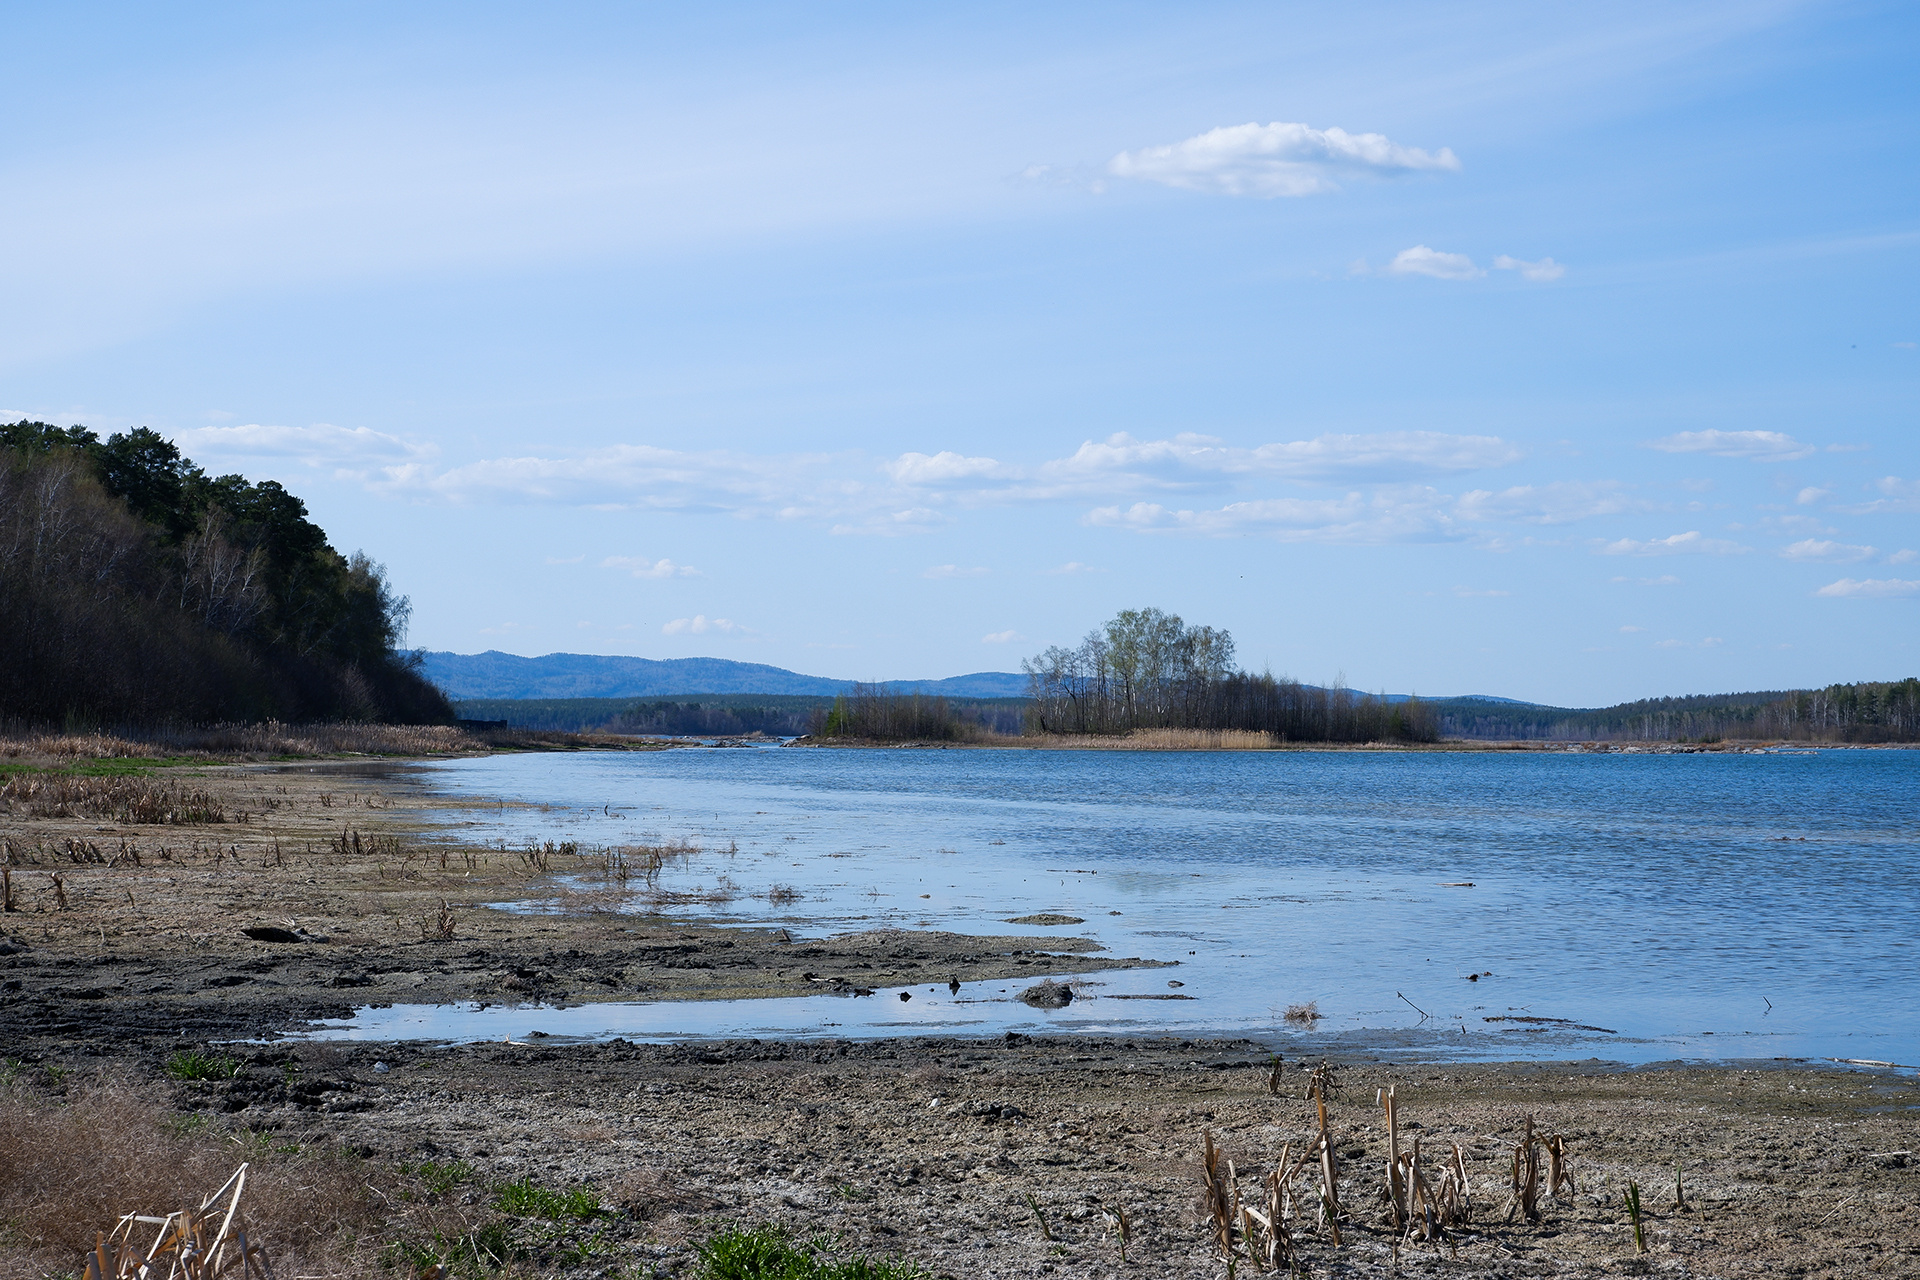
<box><xmin>780</xmin><ymin>732</ymin><xmax>1920</xmax><ymax>753</ymax></box>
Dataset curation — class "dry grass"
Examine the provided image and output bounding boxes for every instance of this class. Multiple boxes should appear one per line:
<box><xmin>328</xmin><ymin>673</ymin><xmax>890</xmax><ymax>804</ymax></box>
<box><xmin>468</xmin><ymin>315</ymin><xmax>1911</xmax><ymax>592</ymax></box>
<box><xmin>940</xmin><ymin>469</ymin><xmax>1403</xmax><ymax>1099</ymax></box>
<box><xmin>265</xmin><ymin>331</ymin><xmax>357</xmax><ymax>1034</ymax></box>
<box><xmin>0</xmin><ymin>733</ymin><xmax>158</xmax><ymax>760</ymax></box>
<box><xmin>0</xmin><ymin>1081</ymin><xmax>382</xmax><ymax>1279</ymax></box>
<box><xmin>0</xmin><ymin>775</ymin><xmax>227</xmax><ymax>825</ymax></box>
<box><xmin>0</xmin><ymin>720</ymin><xmax>666</xmax><ymax>767</ymax></box>
<box><xmin>1283</xmin><ymin>1001</ymin><xmax>1322</xmax><ymax>1025</ymax></box>
<box><xmin>1023</xmin><ymin>728</ymin><xmax>1279</xmax><ymax>751</ymax></box>
<box><xmin>0</xmin><ymin>721</ymin><xmax>490</xmax><ymax>762</ymax></box>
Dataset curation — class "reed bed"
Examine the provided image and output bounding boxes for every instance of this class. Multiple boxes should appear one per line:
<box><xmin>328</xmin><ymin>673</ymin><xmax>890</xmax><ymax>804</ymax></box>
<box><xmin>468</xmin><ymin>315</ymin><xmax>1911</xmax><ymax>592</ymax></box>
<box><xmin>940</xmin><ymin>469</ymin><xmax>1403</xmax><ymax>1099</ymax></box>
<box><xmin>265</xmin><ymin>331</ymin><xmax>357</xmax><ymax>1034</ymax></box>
<box><xmin>0</xmin><ymin>721</ymin><xmax>490</xmax><ymax>762</ymax></box>
<box><xmin>1027</xmin><ymin>728</ymin><xmax>1280</xmax><ymax>751</ymax></box>
<box><xmin>0</xmin><ymin>775</ymin><xmax>227</xmax><ymax>825</ymax></box>
<box><xmin>1196</xmin><ymin>1072</ymin><xmax>1582</xmax><ymax>1274</ymax></box>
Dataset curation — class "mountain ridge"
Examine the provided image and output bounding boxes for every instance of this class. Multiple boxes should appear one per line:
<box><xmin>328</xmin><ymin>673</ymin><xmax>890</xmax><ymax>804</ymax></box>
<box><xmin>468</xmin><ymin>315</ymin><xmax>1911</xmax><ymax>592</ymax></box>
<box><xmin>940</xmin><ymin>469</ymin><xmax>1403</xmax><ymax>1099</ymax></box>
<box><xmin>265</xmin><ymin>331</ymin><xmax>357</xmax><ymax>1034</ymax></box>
<box><xmin>418</xmin><ymin>650</ymin><xmax>1030</xmax><ymax>700</ymax></box>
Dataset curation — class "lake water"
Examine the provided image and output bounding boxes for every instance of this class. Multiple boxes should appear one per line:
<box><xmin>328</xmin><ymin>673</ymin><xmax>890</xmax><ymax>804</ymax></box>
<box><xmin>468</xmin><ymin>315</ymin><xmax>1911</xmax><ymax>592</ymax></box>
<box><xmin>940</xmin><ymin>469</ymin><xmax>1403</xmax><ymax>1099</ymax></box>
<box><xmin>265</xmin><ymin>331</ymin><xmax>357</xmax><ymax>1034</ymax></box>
<box><xmin>302</xmin><ymin>745</ymin><xmax>1920</xmax><ymax>1064</ymax></box>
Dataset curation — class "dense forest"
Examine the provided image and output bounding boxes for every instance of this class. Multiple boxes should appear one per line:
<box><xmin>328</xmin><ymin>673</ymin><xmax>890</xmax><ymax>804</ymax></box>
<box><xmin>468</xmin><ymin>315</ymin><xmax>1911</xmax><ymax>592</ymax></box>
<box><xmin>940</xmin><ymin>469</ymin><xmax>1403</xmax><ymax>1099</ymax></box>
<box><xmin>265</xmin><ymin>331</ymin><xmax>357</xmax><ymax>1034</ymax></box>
<box><xmin>0</xmin><ymin>420</ymin><xmax>450</xmax><ymax>726</ymax></box>
<box><xmin>1023</xmin><ymin>607</ymin><xmax>1437</xmax><ymax>743</ymax></box>
<box><xmin>1432</xmin><ymin>679</ymin><xmax>1920</xmax><ymax>743</ymax></box>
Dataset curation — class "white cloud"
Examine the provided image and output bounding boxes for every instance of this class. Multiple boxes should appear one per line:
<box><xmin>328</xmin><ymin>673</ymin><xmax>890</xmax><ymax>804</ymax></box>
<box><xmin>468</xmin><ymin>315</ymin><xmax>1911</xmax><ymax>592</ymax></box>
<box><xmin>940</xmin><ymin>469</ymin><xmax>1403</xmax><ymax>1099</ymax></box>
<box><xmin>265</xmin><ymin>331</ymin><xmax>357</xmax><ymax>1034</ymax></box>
<box><xmin>1611</xmin><ymin>574</ymin><xmax>1682</xmax><ymax>585</ymax></box>
<box><xmin>1756</xmin><ymin>514</ymin><xmax>1833</xmax><ymax>536</ymax></box>
<box><xmin>1779</xmin><ymin>539</ymin><xmax>1876</xmax><ymax>564</ymax></box>
<box><xmin>1814</xmin><ymin>578</ymin><xmax>1920</xmax><ymax>599</ymax></box>
<box><xmin>377</xmin><ymin>442</ymin><xmax>835</xmax><ymax>513</ymax></box>
<box><xmin>1107</xmin><ymin>122</ymin><xmax>1459</xmax><ymax>198</ymax></box>
<box><xmin>661</xmin><ymin>614</ymin><xmax>742</xmax><ymax>635</ymax></box>
<box><xmin>1087</xmin><ymin>485</ymin><xmax>1460</xmax><ymax>543</ymax></box>
<box><xmin>334</xmin><ymin>430</ymin><xmax>1529</xmax><ymax>534</ymax></box>
<box><xmin>1386</xmin><ymin>245</ymin><xmax>1483</xmax><ymax>281</ymax></box>
<box><xmin>601</xmin><ymin>555</ymin><xmax>699</xmax><ymax>579</ymax></box>
<box><xmin>1035</xmin><ymin>430</ymin><xmax>1520</xmax><ymax>491</ymax></box>
<box><xmin>1647</xmin><ymin>430</ymin><xmax>1814</xmax><ymax>461</ymax></box>
<box><xmin>980</xmin><ymin>629</ymin><xmax>1022</xmax><ymax>644</ymax></box>
<box><xmin>884</xmin><ymin>451</ymin><xmax>1008</xmax><ymax>485</ymax></box>
<box><xmin>830</xmin><ymin>508</ymin><xmax>947</xmax><ymax>536</ymax></box>
<box><xmin>1456</xmin><ymin>481</ymin><xmax>1635</xmax><ymax>525</ymax></box>
<box><xmin>923</xmin><ymin>564</ymin><xmax>989</xmax><ymax>579</ymax></box>
<box><xmin>1493</xmin><ymin>255</ymin><xmax>1565</xmax><ymax>282</ymax></box>
<box><xmin>1796</xmin><ymin>487</ymin><xmax>1832</xmax><ymax>504</ymax></box>
<box><xmin>175</xmin><ymin>421</ymin><xmax>435</xmax><ymax>475</ymax></box>
<box><xmin>1890</xmin><ymin>549</ymin><xmax>1919</xmax><ymax>565</ymax></box>
<box><xmin>1848</xmin><ymin>476</ymin><xmax>1920</xmax><ymax>514</ymax></box>
<box><xmin>1043</xmin><ymin>561</ymin><xmax>1102</xmax><ymax>575</ymax></box>
<box><xmin>1595</xmin><ymin>530</ymin><xmax>1750</xmax><ymax>556</ymax></box>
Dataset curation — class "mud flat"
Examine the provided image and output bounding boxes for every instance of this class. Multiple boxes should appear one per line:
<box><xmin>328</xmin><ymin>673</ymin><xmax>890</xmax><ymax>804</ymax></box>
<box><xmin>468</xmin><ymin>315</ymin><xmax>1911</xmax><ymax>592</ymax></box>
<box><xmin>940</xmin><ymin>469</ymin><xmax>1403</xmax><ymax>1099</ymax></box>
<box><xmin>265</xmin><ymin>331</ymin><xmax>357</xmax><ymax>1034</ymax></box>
<box><xmin>3</xmin><ymin>755</ymin><xmax>1918</xmax><ymax>1278</ymax></box>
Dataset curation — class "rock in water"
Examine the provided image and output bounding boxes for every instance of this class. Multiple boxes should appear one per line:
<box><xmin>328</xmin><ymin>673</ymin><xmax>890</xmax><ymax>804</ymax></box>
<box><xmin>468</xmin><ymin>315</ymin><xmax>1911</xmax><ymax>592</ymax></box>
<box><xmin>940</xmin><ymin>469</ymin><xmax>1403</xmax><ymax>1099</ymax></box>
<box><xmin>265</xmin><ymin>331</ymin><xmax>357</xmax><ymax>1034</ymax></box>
<box><xmin>1019</xmin><ymin>981</ymin><xmax>1073</xmax><ymax>1009</ymax></box>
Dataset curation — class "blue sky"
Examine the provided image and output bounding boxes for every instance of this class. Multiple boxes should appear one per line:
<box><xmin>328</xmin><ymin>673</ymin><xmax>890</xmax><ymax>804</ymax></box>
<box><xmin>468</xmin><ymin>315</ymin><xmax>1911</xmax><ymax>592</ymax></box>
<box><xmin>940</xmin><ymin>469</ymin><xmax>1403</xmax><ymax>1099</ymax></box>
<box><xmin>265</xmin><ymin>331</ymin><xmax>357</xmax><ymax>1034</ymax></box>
<box><xmin>4</xmin><ymin>1</ymin><xmax>1916</xmax><ymax>705</ymax></box>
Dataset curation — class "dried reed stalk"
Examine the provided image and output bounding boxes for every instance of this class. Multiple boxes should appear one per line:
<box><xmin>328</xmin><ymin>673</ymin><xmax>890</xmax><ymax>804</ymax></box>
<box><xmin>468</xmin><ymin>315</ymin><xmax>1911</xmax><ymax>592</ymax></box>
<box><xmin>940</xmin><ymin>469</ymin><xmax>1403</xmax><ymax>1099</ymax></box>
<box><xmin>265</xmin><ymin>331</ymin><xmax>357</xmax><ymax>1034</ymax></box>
<box><xmin>1505</xmin><ymin>1116</ymin><xmax>1543</xmax><ymax>1223</ymax></box>
<box><xmin>421</xmin><ymin>901</ymin><xmax>456</xmax><ymax>941</ymax></box>
<box><xmin>1381</xmin><ymin>1087</ymin><xmax>1472</xmax><ymax>1242</ymax></box>
<box><xmin>1547</xmin><ymin>1134</ymin><xmax>1575</xmax><ymax>1199</ymax></box>
<box><xmin>1201</xmin><ymin>1130</ymin><xmax>1236</xmax><ymax>1264</ymax></box>
<box><xmin>1384</xmin><ymin>1086</ymin><xmax>1406</xmax><ymax>1231</ymax></box>
<box><xmin>1099</xmin><ymin>1201</ymin><xmax>1132</xmax><ymax>1263</ymax></box>
<box><xmin>84</xmin><ymin>1161</ymin><xmax>275</xmax><ymax>1280</ymax></box>
<box><xmin>1625</xmin><ymin>1180</ymin><xmax>1647</xmax><ymax>1253</ymax></box>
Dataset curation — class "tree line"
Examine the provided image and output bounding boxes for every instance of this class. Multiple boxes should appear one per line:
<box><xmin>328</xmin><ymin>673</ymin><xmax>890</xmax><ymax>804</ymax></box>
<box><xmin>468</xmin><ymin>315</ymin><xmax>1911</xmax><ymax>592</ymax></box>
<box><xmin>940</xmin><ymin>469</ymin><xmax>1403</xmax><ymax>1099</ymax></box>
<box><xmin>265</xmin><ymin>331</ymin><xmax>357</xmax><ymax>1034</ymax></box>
<box><xmin>1</xmin><ymin>420</ymin><xmax>450</xmax><ymax>726</ymax></box>
<box><xmin>1432</xmin><ymin>679</ymin><xmax>1920</xmax><ymax>743</ymax></box>
<box><xmin>1022</xmin><ymin>607</ymin><xmax>1438</xmax><ymax>743</ymax></box>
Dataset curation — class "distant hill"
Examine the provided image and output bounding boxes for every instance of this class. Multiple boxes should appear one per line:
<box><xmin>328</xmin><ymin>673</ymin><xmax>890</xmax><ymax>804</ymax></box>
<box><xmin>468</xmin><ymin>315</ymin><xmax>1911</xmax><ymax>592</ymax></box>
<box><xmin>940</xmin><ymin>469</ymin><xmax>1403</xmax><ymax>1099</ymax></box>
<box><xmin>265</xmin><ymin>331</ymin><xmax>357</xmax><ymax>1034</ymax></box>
<box><xmin>419</xmin><ymin>650</ymin><xmax>1028</xmax><ymax>700</ymax></box>
<box><xmin>450</xmin><ymin>692</ymin><xmax>1030</xmax><ymax>736</ymax></box>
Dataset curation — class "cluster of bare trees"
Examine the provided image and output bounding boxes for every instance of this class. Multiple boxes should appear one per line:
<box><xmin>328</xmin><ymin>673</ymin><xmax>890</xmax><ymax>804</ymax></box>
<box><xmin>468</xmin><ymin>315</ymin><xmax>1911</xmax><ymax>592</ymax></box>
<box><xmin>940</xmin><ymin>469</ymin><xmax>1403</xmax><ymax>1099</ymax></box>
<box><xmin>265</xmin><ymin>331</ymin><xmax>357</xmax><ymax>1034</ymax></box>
<box><xmin>1023</xmin><ymin>607</ymin><xmax>1437</xmax><ymax>742</ymax></box>
<box><xmin>1</xmin><ymin>422</ymin><xmax>450</xmax><ymax>727</ymax></box>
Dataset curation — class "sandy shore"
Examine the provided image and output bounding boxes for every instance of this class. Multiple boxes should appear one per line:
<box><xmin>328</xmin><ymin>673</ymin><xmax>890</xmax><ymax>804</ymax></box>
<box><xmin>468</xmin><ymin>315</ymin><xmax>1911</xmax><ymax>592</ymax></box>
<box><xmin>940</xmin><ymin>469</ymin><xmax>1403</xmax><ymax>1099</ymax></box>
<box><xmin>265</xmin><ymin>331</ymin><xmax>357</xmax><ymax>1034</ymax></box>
<box><xmin>3</xmin><ymin>751</ymin><xmax>1917</xmax><ymax>1278</ymax></box>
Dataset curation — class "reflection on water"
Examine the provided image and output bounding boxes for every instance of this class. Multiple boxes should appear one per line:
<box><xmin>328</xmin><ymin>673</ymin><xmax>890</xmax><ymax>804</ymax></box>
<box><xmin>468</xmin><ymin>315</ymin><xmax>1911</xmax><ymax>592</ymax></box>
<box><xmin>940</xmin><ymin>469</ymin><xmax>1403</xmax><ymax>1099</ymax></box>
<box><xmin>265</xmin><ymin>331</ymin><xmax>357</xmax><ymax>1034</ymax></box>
<box><xmin>301</xmin><ymin>745</ymin><xmax>1920</xmax><ymax>1063</ymax></box>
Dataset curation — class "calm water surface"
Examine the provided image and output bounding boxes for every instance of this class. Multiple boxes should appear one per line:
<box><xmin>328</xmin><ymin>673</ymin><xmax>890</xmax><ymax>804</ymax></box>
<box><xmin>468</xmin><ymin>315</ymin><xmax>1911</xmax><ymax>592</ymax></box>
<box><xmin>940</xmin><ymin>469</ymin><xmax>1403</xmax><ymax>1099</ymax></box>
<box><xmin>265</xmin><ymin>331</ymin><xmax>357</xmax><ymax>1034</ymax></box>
<box><xmin>305</xmin><ymin>746</ymin><xmax>1920</xmax><ymax>1063</ymax></box>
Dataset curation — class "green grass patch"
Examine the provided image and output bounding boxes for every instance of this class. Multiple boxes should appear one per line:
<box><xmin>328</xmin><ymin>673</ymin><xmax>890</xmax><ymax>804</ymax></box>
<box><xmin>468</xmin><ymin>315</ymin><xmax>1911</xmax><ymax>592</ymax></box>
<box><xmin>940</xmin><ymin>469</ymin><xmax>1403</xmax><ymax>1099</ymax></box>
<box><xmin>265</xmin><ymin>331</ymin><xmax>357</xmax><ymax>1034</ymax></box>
<box><xmin>163</xmin><ymin>1049</ymin><xmax>242</xmax><ymax>1081</ymax></box>
<box><xmin>406</xmin><ymin>1159</ymin><xmax>478</xmax><ymax>1198</ymax></box>
<box><xmin>695</xmin><ymin>1225</ymin><xmax>931</xmax><ymax>1280</ymax></box>
<box><xmin>383</xmin><ymin>1220</ymin><xmax>524</xmax><ymax>1277</ymax></box>
<box><xmin>0</xmin><ymin>755</ymin><xmax>200</xmax><ymax>779</ymax></box>
<box><xmin>492</xmin><ymin>1177</ymin><xmax>604</xmax><ymax>1221</ymax></box>
<box><xmin>162</xmin><ymin>1112</ymin><xmax>218</xmax><ymax>1137</ymax></box>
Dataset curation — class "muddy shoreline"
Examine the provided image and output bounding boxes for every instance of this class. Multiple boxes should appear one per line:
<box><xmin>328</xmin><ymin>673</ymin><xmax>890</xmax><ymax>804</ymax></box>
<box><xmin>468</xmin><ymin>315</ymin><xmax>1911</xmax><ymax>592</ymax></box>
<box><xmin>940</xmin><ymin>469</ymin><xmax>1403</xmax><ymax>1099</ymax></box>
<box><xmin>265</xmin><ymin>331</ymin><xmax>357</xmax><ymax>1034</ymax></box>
<box><xmin>3</xmin><ymin>752</ymin><xmax>1918</xmax><ymax>1278</ymax></box>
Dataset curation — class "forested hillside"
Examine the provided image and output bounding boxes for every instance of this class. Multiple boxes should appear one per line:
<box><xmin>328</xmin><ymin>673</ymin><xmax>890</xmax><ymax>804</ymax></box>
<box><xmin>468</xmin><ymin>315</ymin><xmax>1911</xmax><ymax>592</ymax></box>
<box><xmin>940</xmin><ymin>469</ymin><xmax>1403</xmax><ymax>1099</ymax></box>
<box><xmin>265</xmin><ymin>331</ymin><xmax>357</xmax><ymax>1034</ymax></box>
<box><xmin>1431</xmin><ymin>680</ymin><xmax>1920</xmax><ymax>743</ymax></box>
<box><xmin>421</xmin><ymin>650</ymin><xmax>1026</xmax><ymax>699</ymax></box>
<box><xmin>0</xmin><ymin>420</ymin><xmax>449</xmax><ymax>726</ymax></box>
